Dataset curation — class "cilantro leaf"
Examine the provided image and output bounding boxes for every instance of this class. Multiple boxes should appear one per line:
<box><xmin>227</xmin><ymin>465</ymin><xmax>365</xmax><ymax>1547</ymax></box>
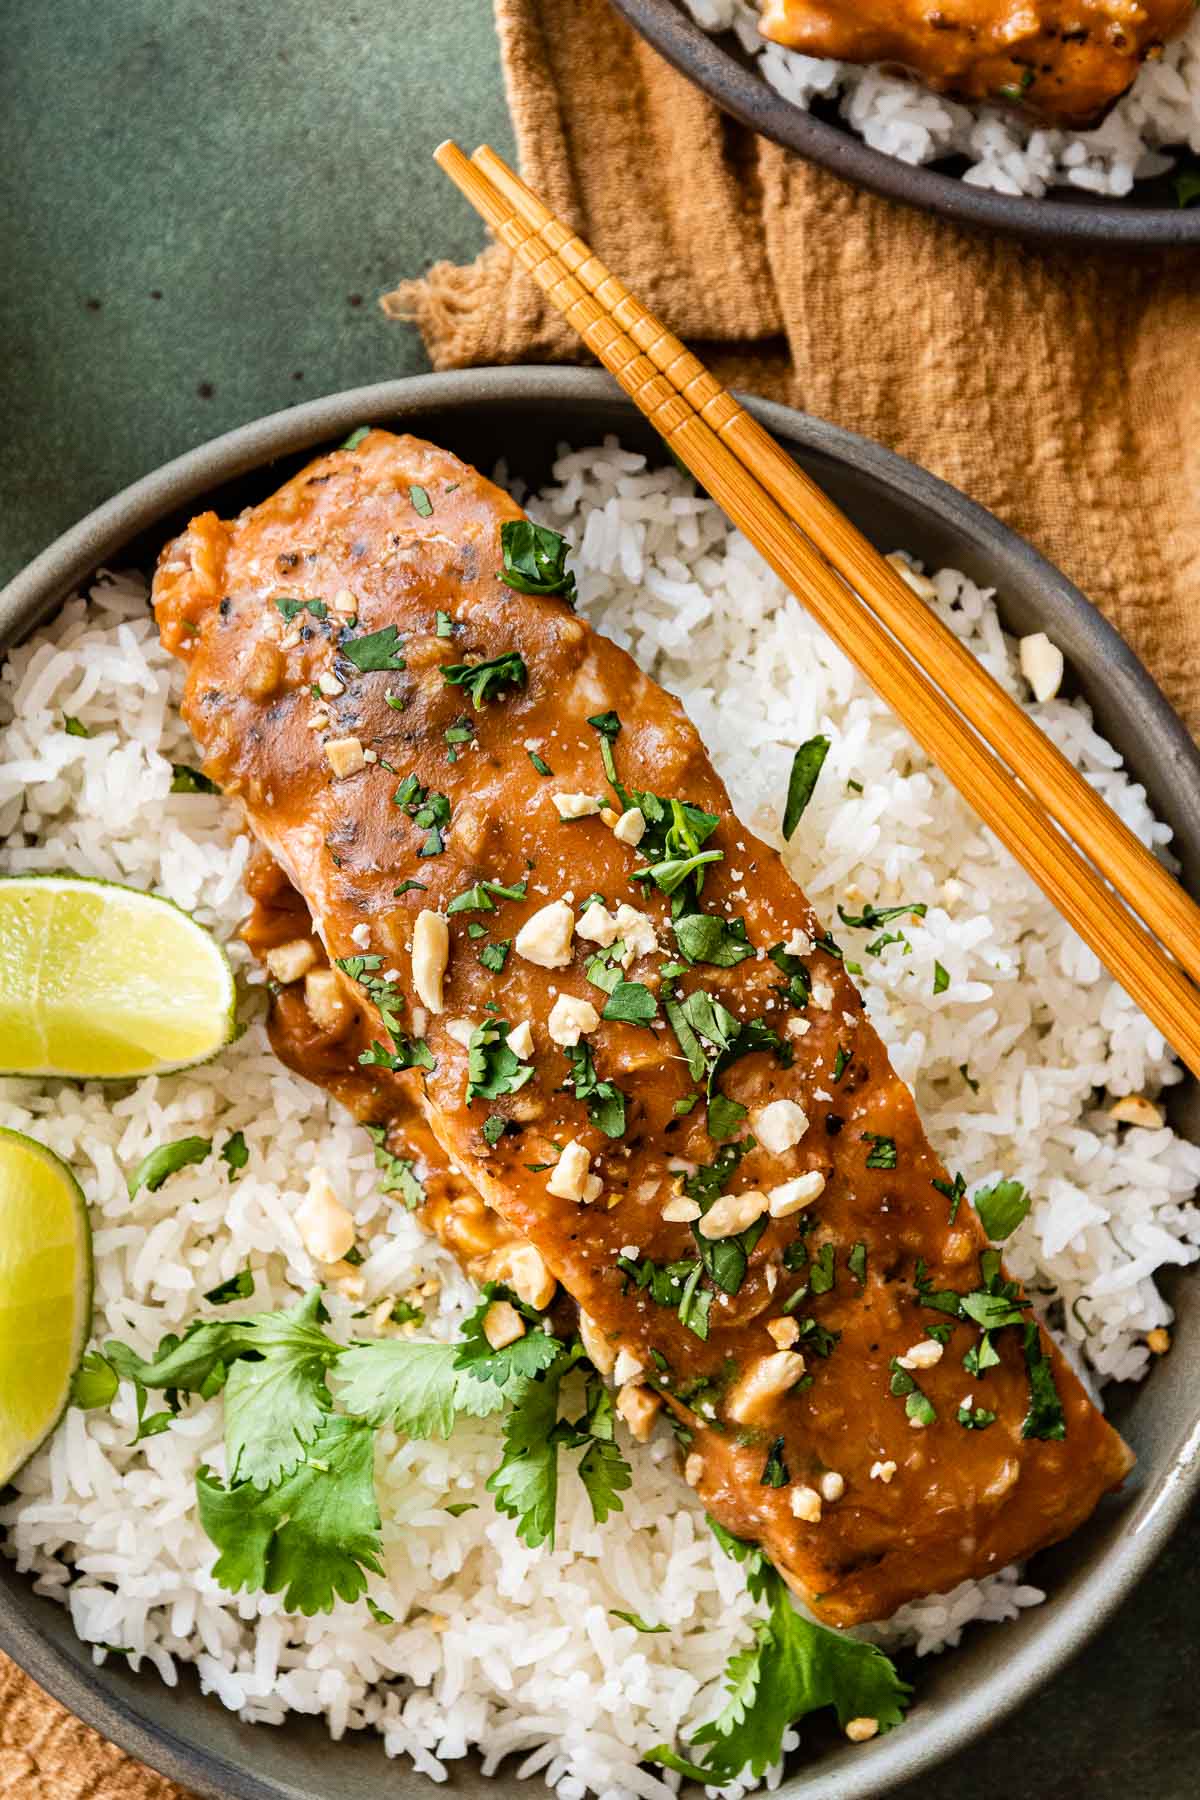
<box><xmin>171</xmin><ymin>762</ymin><xmax>220</xmax><ymax>794</ymax></box>
<box><xmin>333</xmin><ymin>1340</ymin><xmax>508</xmax><ymax>1437</ymax></box>
<box><xmin>441</xmin><ymin>651</ymin><xmax>527</xmax><ymax>709</ymax></box>
<box><xmin>71</xmin><ymin>1350</ymin><xmax>120</xmax><ymax>1410</ymax></box>
<box><xmin>364</xmin><ymin>1124</ymin><xmax>424</xmax><ymax>1209</ymax></box>
<box><xmin>273</xmin><ymin>596</ymin><xmax>327</xmax><ymax>622</ymax></box>
<box><xmin>499</xmin><ymin>519</ymin><xmax>577</xmax><ymax>602</ymax></box>
<box><xmin>863</xmin><ymin>1132</ymin><xmax>897</xmax><ymax>1170</ymax></box>
<box><xmin>1021</xmin><ymin>1322</ymin><xmax>1066</xmax><ymax>1440</ymax></box>
<box><xmin>127</xmin><ymin>1135</ymin><xmax>211</xmax><ymax>1198</ymax></box>
<box><xmin>486</xmin><ymin>1359</ymin><xmax>566</xmax><ymax>1547</ymax></box>
<box><xmin>577</xmin><ymin>1433</ymin><xmax>633</xmax><ymax>1524</ymax></box>
<box><xmin>838</xmin><ymin>900</ymin><xmax>927</xmax><ymax>931</ymax></box>
<box><xmin>565</xmin><ymin>1041</ymin><xmax>627</xmax><ymax>1138</ymax></box>
<box><xmin>220</xmin><ymin>1130</ymin><xmax>248</xmax><ymax>1176</ymax></box>
<box><xmin>651</xmin><ymin>1565</ymin><xmax>909</xmax><ymax>1782</ymax></box>
<box><xmin>454</xmin><ymin>1286</ymin><xmax>562</xmax><ymax>1391</ymax></box>
<box><xmin>673</xmin><ymin>912</ymin><xmax>754</xmax><ymax>968</ymax></box>
<box><xmin>782</xmin><ymin>736</ymin><xmax>829</xmax><ymax>840</ymax></box>
<box><xmin>467</xmin><ymin>1020</ymin><xmax>535</xmax><ymax>1103</ymax></box>
<box><xmin>203</xmin><ymin>1268</ymin><xmax>255</xmax><ymax>1306</ymax></box>
<box><xmin>342</xmin><ymin>624</ymin><xmax>406</xmax><ymax>672</ymax></box>
<box><xmin>602</xmin><ymin>981</ymin><xmax>658</xmax><ymax>1025</ymax></box>
<box><xmin>973</xmin><ymin>1178</ymin><xmax>1030</xmax><ymax>1242</ymax></box>
<box><xmin>197</xmin><ymin>1414</ymin><xmax>383</xmax><ymax>1616</ymax></box>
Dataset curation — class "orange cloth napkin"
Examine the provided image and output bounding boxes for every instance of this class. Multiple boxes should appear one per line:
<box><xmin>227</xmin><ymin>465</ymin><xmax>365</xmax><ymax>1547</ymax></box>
<box><xmin>389</xmin><ymin>0</ymin><xmax>1200</xmax><ymax>740</ymax></box>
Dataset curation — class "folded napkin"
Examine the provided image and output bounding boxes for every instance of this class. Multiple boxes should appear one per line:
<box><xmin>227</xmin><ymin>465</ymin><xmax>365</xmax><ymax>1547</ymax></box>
<box><xmin>389</xmin><ymin>0</ymin><xmax>1200</xmax><ymax>739</ymax></box>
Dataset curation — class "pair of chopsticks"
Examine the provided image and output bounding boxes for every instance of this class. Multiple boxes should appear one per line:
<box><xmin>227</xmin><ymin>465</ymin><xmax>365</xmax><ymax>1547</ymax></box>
<box><xmin>435</xmin><ymin>141</ymin><xmax>1200</xmax><ymax>1080</ymax></box>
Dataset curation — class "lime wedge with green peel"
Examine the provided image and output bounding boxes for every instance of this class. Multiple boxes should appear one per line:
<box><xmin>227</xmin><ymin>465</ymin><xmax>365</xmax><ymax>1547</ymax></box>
<box><xmin>0</xmin><ymin>874</ymin><xmax>236</xmax><ymax>1078</ymax></box>
<box><xmin>0</xmin><ymin>1128</ymin><xmax>93</xmax><ymax>1485</ymax></box>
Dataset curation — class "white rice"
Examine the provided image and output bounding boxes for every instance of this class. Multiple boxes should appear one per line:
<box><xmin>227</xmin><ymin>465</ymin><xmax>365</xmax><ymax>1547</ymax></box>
<box><xmin>681</xmin><ymin>0</ymin><xmax>1200</xmax><ymax>199</ymax></box>
<box><xmin>2</xmin><ymin>441</ymin><xmax>1198</xmax><ymax>1796</ymax></box>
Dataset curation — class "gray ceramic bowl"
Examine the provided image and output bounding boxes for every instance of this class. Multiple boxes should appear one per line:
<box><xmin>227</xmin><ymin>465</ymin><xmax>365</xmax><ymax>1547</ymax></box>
<box><xmin>607</xmin><ymin>0</ymin><xmax>1200</xmax><ymax>247</ymax></box>
<box><xmin>1</xmin><ymin>368</ymin><xmax>1198</xmax><ymax>1800</ymax></box>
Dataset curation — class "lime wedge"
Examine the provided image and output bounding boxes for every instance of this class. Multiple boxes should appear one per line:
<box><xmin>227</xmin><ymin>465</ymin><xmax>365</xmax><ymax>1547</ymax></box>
<box><xmin>0</xmin><ymin>1127</ymin><xmax>93</xmax><ymax>1484</ymax></box>
<box><xmin>0</xmin><ymin>874</ymin><xmax>236</xmax><ymax>1078</ymax></box>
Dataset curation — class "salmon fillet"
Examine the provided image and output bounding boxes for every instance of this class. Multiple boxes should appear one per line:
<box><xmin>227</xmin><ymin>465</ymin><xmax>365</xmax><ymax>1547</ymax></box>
<box><xmin>153</xmin><ymin>428</ymin><xmax>1133</xmax><ymax>1627</ymax></box>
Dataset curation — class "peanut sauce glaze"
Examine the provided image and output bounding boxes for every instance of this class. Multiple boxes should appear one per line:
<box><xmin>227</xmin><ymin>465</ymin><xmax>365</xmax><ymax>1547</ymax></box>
<box><xmin>757</xmin><ymin>0</ymin><xmax>1193</xmax><ymax>126</ymax></box>
<box><xmin>154</xmin><ymin>430</ymin><xmax>1131</xmax><ymax>1628</ymax></box>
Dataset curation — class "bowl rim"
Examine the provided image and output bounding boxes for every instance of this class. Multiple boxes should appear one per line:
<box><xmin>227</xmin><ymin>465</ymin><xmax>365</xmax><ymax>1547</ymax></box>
<box><xmin>606</xmin><ymin>0</ymin><xmax>1200</xmax><ymax>248</ymax></box>
<box><xmin>2</xmin><ymin>365</ymin><xmax>1199</xmax><ymax>1800</ymax></box>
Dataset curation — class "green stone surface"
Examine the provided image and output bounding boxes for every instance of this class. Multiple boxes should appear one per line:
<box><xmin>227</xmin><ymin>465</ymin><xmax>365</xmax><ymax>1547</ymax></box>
<box><xmin>1</xmin><ymin>1</ymin><xmax>1197</xmax><ymax>1795</ymax></box>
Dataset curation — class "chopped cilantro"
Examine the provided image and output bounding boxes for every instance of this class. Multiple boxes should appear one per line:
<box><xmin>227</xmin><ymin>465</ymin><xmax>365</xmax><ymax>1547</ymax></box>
<box><xmin>446</xmin><ymin>876</ymin><xmax>527</xmax><ymax>914</ymax></box>
<box><xmin>838</xmin><ymin>900</ymin><xmax>927</xmax><ymax>931</ymax></box>
<box><xmin>341</xmin><ymin>426</ymin><xmax>370</xmax><ymax>450</ymax></box>
<box><xmin>957</xmin><ymin>1403</ymin><xmax>997</xmax><ymax>1430</ymax></box>
<box><xmin>127</xmin><ymin>1135</ymin><xmax>211</xmax><ymax>1199</ymax></box>
<box><xmin>768</xmin><ymin>941</ymin><xmax>810</xmax><ymax>1009</ymax></box>
<box><xmin>409</xmin><ymin>484</ymin><xmax>433</xmax><ymax>517</ymax></box>
<box><xmin>273</xmin><ymin>596</ymin><xmax>327</xmax><ymax>622</ymax></box>
<box><xmin>171</xmin><ymin>763</ymin><xmax>220</xmax><ymax>794</ymax></box>
<box><xmin>63</xmin><ymin>714</ymin><xmax>91</xmax><ymax>737</ymax></box>
<box><xmin>833</xmin><ymin>1044</ymin><xmax>850</xmax><ymax>1082</ymax></box>
<box><xmin>499</xmin><ymin>519</ymin><xmax>577</xmax><ymax>602</ymax></box>
<box><xmin>933</xmin><ymin>961</ymin><xmax>950</xmax><ymax>994</ymax></box>
<box><xmin>343</xmin><ymin>624</ymin><xmax>406</xmax><ymax>672</ymax></box>
<box><xmin>565</xmin><ymin>1041</ymin><xmax>627</xmax><ymax>1138</ymax></box>
<box><xmin>204</xmin><ymin>1268</ymin><xmax>255</xmax><ymax>1306</ymax></box>
<box><xmin>441</xmin><ymin>650</ymin><xmax>527</xmax><ymax>709</ymax></box>
<box><xmin>610</xmin><ymin>1610</ymin><xmax>668</xmax><ymax>1633</ymax></box>
<box><xmin>602</xmin><ymin>980</ymin><xmax>658</xmax><ymax>1025</ymax></box>
<box><xmin>435</xmin><ymin>610</ymin><xmax>455</xmax><ymax>637</ymax></box>
<box><xmin>782</xmin><ymin>735</ymin><xmax>830</xmax><ymax>840</ymax></box>
<box><xmin>467</xmin><ymin>1020</ymin><xmax>535</xmax><ymax>1103</ymax></box>
<box><xmin>364</xmin><ymin>1124</ymin><xmax>424</xmax><ymax>1209</ymax></box>
<box><xmin>847</xmin><ymin>1242</ymin><xmax>867</xmax><ymax>1284</ymax></box>
<box><xmin>673</xmin><ymin>912</ymin><xmax>754</xmax><ymax>968</ymax></box>
<box><xmin>220</xmin><ymin>1130</ymin><xmax>248</xmax><ymax>1176</ymax></box>
<box><xmin>760</xmin><ymin>1436</ymin><xmax>789</xmax><ymax>1488</ymax></box>
<box><xmin>393</xmin><ymin>879</ymin><xmax>427</xmax><ymax>897</ymax></box>
<box><xmin>933</xmin><ymin>1170</ymin><xmax>967</xmax><ymax>1223</ymax></box>
<box><xmin>482</xmin><ymin>1114</ymin><xmax>508</xmax><ymax>1147</ymax></box>
<box><xmin>889</xmin><ymin>1358</ymin><xmax>936</xmax><ymax>1426</ymax></box>
<box><xmin>809</xmin><ymin>1243</ymin><xmax>836</xmax><ymax>1295</ymax></box>
<box><xmin>478</xmin><ymin>938</ymin><xmax>511</xmax><ymax>973</ymax></box>
<box><xmin>528</xmin><ymin>749</ymin><xmax>552</xmax><ymax>776</ymax></box>
<box><xmin>863</xmin><ymin>1132</ymin><xmax>897</xmax><ymax>1170</ymax></box>
<box><xmin>973</xmin><ymin>1178</ymin><xmax>1030</xmax><ymax>1242</ymax></box>
<box><xmin>1021</xmin><ymin>1322</ymin><xmax>1066</xmax><ymax>1439</ymax></box>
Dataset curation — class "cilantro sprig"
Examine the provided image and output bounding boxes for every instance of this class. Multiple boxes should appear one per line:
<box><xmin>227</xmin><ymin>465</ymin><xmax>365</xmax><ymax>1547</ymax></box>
<box><xmin>649</xmin><ymin>1526</ymin><xmax>910</xmax><ymax>1782</ymax></box>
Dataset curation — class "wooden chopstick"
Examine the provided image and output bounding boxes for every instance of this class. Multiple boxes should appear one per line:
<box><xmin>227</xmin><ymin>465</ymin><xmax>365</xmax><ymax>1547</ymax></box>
<box><xmin>469</xmin><ymin>144</ymin><xmax>1200</xmax><ymax>995</ymax></box>
<box><xmin>433</xmin><ymin>140</ymin><xmax>1200</xmax><ymax>1080</ymax></box>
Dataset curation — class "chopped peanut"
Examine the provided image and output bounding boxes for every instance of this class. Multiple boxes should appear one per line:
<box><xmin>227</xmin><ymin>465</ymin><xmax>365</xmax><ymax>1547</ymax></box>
<box><xmin>515</xmin><ymin>900</ymin><xmax>575</xmax><ymax>969</ymax></box>
<box><xmin>507</xmin><ymin>1019</ymin><xmax>535</xmax><ymax>1060</ymax></box>
<box><xmin>552</xmin><ymin>791</ymin><xmax>602</xmax><ymax>820</ymax></box>
<box><xmin>1147</xmin><ymin>1327</ymin><xmax>1171</xmax><ymax>1354</ymax></box>
<box><xmin>576</xmin><ymin>901</ymin><xmax>619</xmax><ymax>947</ymax></box>
<box><xmin>819</xmin><ymin>1470</ymin><xmax>845</xmax><ymax>1503</ymax></box>
<box><xmin>547</xmin><ymin>993</ymin><xmax>601</xmax><ymax>1047</ymax></box>
<box><xmin>752</xmin><ymin>1098</ymin><xmax>809</xmax><ymax>1155</ymax></box>
<box><xmin>324</xmin><ymin>735</ymin><xmax>366</xmax><ymax>778</ymax></box>
<box><xmin>579</xmin><ymin>1309</ymin><xmax>617</xmax><ymax>1375</ymax></box>
<box><xmin>698</xmin><ymin>1188</ymin><xmax>768</xmax><ymax>1240</ymax></box>
<box><xmin>1019</xmin><ymin>631</ymin><xmax>1064</xmax><ymax>703</ymax></box>
<box><xmin>295</xmin><ymin>1170</ymin><xmax>355</xmax><ymax>1265</ymax></box>
<box><xmin>684</xmin><ymin>1452</ymin><xmax>704</xmax><ymax>1488</ymax></box>
<box><xmin>616</xmin><ymin>1381</ymin><xmax>661</xmax><ymax>1443</ymax></box>
<box><xmin>411</xmin><ymin>909</ymin><xmax>450</xmax><ymax>1014</ymax></box>
<box><xmin>445</xmin><ymin>1017</ymin><xmax>475</xmax><ymax>1047</ymax></box>
<box><xmin>243</xmin><ymin>640</ymin><xmax>283</xmax><ymax>700</ymax></box>
<box><xmin>265</xmin><ymin>937</ymin><xmax>318</xmax><ymax>984</ymax></box>
<box><xmin>766</xmin><ymin>1316</ymin><xmax>800</xmax><ymax>1349</ymax></box>
<box><xmin>304</xmin><ymin>967</ymin><xmax>347</xmax><ymax>1031</ymax></box>
<box><xmin>870</xmin><ymin>1460</ymin><xmax>897</xmax><ymax>1484</ymax></box>
<box><xmin>317</xmin><ymin>670</ymin><xmax>345</xmax><ymax>698</ymax></box>
<box><xmin>491</xmin><ymin>1243</ymin><xmax>556</xmax><ymax>1312</ymax></box>
<box><xmin>768</xmin><ymin>1171</ymin><xmax>826</xmax><ymax>1217</ymax></box>
<box><xmin>612</xmin><ymin>806</ymin><xmax>646</xmax><ymax>846</ymax></box>
<box><xmin>1109</xmin><ymin>1094</ymin><xmax>1164</xmax><ymax>1130</ymax></box>
<box><xmin>791</xmin><ymin>1485</ymin><xmax>822</xmax><ymax>1523</ymax></box>
<box><xmin>726</xmin><ymin>1350</ymin><xmax>807</xmax><ymax>1425</ymax></box>
<box><xmin>546</xmin><ymin>1139</ymin><xmax>601</xmax><ymax>1204</ymax></box>
<box><xmin>482</xmin><ymin>1300</ymin><xmax>525</xmax><ymax>1351</ymax></box>
<box><xmin>845</xmin><ymin>1717</ymin><xmax>879</xmax><ymax>1744</ymax></box>
<box><xmin>661</xmin><ymin>1193</ymin><xmax>702</xmax><ymax>1223</ymax></box>
<box><xmin>897</xmin><ymin>1339</ymin><xmax>944</xmax><ymax>1371</ymax></box>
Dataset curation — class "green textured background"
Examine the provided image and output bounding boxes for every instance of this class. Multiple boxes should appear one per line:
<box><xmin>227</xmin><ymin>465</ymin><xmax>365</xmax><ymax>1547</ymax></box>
<box><xmin>1</xmin><ymin>1</ymin><xmax>1197</xmax><ymax>1795</ymax></box>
